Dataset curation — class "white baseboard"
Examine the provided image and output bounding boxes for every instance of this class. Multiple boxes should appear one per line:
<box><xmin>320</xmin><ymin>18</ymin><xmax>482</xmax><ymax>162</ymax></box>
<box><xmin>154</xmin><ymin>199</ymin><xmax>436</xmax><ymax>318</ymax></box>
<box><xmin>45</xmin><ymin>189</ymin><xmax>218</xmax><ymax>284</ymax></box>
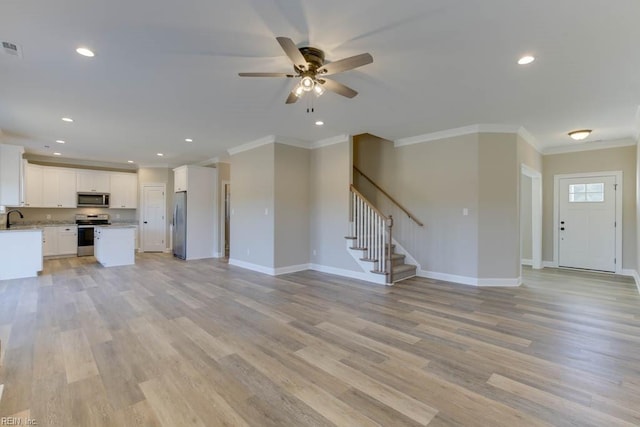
<box><xmin>521</xmin><ymin>259</ymin><xmax>533</xmax><ymax>266</ymax></box>
<box><xmin>228</xmin><ymin>259</ymin><xmax>311</xmax><ymax>276</ymax></box>
<box><xmin>309</xmin><ymin>263</ymin><xmax>387</xmax><ymax>285</ymax></box>
<box><xmin>542</xmin><ymin>261</ymin><xmax>557</xmax><ymax>268</ymax></box>
<box><xmin>274</xmin><ymin>264</ymin><xmax>311</xmax><ymax>275</ymax></box>
<box><xmin>417</xmin><ymin>269</ymin><xmax>521</xmax><ymax>287</ymax></box>
<box><xmin>228</xmin><ymin>258</ymin><xmax>275</xmax><ymax>275</ymax></box>
<box><xmin>621</xmin><ymin>269</ymin><xmax>640</xmax><ymax>294</ymax></box>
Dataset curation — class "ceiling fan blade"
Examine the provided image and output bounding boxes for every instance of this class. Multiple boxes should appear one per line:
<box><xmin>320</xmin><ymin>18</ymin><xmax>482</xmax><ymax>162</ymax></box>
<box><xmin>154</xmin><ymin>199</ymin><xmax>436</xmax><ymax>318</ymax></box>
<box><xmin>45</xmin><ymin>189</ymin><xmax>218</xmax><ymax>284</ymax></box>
<box><xmin>276</xmin><ymin>37</ymin><xmax>308</xmax><ymax>70</ymax></box>
<box><xmin>319</xmin><ymin>78</ymin><xmax>358</xmax><ymax>98</ymax></box>
<box><xmin>285</xmin><ymin>91</ymin><xmax>300</xmax><ymax>104</ymax></box>
<box><xmin>238</xmin><ymin>72</ymin><xmax>295</xmax><ymax>77</ymax></box>
<box><xmin>319</xmin><ymin>53</ymin><xmax>373</xmax><ymax>75</ymax></box>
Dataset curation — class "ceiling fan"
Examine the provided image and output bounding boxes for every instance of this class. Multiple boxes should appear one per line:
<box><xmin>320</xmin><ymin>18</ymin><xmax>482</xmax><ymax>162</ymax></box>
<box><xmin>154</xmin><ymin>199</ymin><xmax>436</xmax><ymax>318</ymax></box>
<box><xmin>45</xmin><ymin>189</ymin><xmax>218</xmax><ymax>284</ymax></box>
<box><xmin>238</xmin><ymin>37</ymin><xmax>373</xmax><ymax>104</ymax></box>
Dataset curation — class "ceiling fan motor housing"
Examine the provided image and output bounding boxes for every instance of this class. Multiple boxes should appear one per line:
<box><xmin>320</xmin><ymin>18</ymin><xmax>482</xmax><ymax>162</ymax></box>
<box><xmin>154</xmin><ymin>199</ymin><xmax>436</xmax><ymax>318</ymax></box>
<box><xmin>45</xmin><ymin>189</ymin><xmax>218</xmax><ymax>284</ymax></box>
<box><xmin>298</xmin><ymin>47</ymin><xmax>325</xmax><ymax>72</ymax></box>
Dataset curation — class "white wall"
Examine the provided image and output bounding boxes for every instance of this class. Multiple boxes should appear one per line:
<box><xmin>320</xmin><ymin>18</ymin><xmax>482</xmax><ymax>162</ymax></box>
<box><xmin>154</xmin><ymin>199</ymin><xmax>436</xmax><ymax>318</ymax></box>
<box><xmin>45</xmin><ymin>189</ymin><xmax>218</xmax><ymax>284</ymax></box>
<box><xmin>520</xmin><ymin>175</ymin><xmax>533</xmax><ymax>261</ymax></box>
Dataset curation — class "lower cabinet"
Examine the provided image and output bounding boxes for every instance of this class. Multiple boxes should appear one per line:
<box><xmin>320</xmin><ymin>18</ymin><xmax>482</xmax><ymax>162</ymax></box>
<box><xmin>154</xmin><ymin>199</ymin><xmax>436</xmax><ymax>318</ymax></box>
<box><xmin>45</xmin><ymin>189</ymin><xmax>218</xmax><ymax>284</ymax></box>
<box><xmin>95</xmin><ymin>226</ymin><xmax>135</xmax><ymax>267</ymax></box>
<box><xmin>43</xmin><ymin>226</ymin><xmax>78</xmax><ymax>257</ymax></box>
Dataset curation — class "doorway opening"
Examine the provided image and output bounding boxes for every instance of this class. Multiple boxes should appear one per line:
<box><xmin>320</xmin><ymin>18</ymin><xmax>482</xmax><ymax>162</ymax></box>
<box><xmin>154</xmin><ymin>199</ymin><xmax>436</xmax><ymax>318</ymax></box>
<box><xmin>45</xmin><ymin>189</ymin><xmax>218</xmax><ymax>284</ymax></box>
<box><xmin>520</xmin><ymin>164</ymin><xmax>542</xmax><ymax>271</ymax></box>
<box><xmin>223</xmin><ymin>181</ymin><xmax>230</xmax><ymax>259</ymax></box>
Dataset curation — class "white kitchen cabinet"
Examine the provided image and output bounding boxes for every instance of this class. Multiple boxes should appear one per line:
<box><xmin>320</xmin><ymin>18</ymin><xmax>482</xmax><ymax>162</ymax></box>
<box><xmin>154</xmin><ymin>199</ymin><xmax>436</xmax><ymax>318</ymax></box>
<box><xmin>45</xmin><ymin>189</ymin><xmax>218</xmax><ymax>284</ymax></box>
<box><xmin>77</xmin><ymin>171</ymin><xmax>110</xmax><ymax>193</ymax></box>
<box><xmin>23</xmin><ymin>162</ymin><xmax>44</xmax><ymax>207</ymax></box>
<box><xmin>43</xmin><ymin>225</ymin><xmax>77</xmax><ymax>256</ymax></box>
<box><xmin>42</xmin><ymin>227</ymin><xmax>58</xmax><ymax>256</ymax></box>
<box><xmin>94</xmin><ymin>226</ymin><xmax>135</xmax><ymax>267</ymax></box>
<box><xmin>173</xmin><ymin>166</ymin><xmax>187</xmax><ymax>192</ymax></box>
<box><xmin>43</xmin><ymin>168</ymin><xmax>77</xmax><ymax>208</ymax></box>
<box><xmin>0</xmin><ymin>229</ymin><xmax>43</xmax><ymax>280</ymax></box>
<box><xmin>110</xmin><ymin>173</ymin><xmax>138</xmax><ymax>208</ymax></box>
<box><xmin>0</xmin><ymin>144</ymin><xmax>25</xmax><ymax>206</ymax></box>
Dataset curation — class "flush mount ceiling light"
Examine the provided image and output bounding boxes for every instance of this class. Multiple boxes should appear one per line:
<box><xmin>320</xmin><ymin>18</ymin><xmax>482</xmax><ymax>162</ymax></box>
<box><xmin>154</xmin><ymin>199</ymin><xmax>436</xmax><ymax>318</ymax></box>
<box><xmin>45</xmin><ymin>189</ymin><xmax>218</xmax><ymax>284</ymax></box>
<box><xmin>315</xmin><ymin>120</ymin><xmax>324</xmax><ymax>126</ymax></box>
<box><xmin>53</xmin><ymin>152</ymin><xmax>62</xmax><ymax>156</ymax></box>
<box><xmin>61</xmin><ymin>117</ymin><xmax>73</xmax><ymax>122</ymax></box>
<box><xmin>238</xmin><ymin>36</ymin><xmax>373</xmax><ymax>104</ymax></box>
<box><xmin>76</xmin><ymin>47</ymin><xmax>95</xmax><ymax>57</ymax></box>
<box><xmin>568</xmin><ymin>129</ymin><xmax>592</xmax><ymax>141</ymax></box>
<box><xmin>185</xmin><ymin>138</ymin><xmax>193</xmax><ymax>142</ymax></box>
<box><xmin>56</xmin><ymin>140</ymin><xmax>65</xmax><ymax>144</ymax></box>
<box><xmin>157</xmin><ymin>153</ymin><xmax>164</xmax><ymax>157</ymax></box>
<box><xmin>517</xmin><ymin>55</ymin><xmax>535</xmax><ymax>65</ymax></box>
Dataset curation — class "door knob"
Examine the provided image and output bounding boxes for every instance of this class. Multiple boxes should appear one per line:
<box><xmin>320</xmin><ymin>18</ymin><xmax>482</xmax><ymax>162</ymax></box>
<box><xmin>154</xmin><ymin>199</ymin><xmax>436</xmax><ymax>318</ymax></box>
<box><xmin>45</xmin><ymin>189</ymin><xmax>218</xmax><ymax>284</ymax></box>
<box><xmin>143</xmin><ymin>221</ymin><xmax>148</xmax><ymax>224</ymax></box>
<box><xmin>561</xmin><ymin>227</ymin><xmax>565</xmax><ymax>230</ymax></box>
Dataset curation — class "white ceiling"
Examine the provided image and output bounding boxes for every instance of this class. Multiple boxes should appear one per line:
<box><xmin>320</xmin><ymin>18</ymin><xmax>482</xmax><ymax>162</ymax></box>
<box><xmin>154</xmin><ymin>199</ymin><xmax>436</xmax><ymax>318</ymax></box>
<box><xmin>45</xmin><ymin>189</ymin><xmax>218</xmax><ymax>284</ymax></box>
<box><xmin>1</xmin><ymin>0</ymin><xmax>639</xmax><ymax>166</ymax></box>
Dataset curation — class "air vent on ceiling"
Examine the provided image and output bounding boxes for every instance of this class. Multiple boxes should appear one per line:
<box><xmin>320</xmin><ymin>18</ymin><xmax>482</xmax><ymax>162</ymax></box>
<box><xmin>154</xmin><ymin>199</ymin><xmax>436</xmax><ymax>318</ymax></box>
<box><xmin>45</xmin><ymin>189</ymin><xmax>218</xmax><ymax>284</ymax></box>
<box><xmin>2</xmin><ymin>41</ymin><xmax>23</xmax><ymax>58</ymax></box>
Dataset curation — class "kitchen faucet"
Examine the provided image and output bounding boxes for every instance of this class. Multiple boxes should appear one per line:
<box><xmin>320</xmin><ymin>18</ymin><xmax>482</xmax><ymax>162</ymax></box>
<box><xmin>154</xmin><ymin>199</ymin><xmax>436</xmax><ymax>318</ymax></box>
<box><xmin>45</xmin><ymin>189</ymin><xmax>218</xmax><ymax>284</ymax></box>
<box><xmin>5</xmin><ymin>209</ymin><xmax>24</xmax><ymax>229</ymax></box>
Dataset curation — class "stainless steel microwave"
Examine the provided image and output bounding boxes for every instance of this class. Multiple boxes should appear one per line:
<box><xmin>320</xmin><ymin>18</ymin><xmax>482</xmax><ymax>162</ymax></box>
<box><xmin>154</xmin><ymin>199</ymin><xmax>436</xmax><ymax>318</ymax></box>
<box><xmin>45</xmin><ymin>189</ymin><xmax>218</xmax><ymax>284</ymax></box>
<box><xmin>77</xmin><ymin>193</ymin><xmax>110</xmax><ymax>208</ymax></box>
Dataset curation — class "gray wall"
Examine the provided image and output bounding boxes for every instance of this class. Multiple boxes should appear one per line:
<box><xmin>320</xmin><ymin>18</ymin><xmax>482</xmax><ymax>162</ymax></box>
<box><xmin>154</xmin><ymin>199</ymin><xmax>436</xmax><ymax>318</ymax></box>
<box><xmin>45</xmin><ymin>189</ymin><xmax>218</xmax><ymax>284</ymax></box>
<box><xmin>309</xmin><ymin>140</ymin><xmax>361</xmax><ymax>271</ymax></box>
<box><xmin>229</xmin><ymin>143</ymin><xmax>275</xmax><ymax>268</ymax></box>
<box><xmin>477</xmin><ymin>133</ymin><xmax>520</xmax><ymax>279</ymax></box>
<box><xmin>354</xmin><ymin>133</ymin><xmax>481</xmax><ymax>278</ymax></box>
<box><xmin>520</xmin><ymin>175</ymin><xmax>533</xmax><ymax>260</ymax></box>
<box><xmin>542</xmin><ymin>143</ymin><xmax>637</xmax><ymax>269</ymax></box>
<box><xmin>274</xmin><ymin>144</ymin><xmax>310</xmax><ymax>268</ymax></box>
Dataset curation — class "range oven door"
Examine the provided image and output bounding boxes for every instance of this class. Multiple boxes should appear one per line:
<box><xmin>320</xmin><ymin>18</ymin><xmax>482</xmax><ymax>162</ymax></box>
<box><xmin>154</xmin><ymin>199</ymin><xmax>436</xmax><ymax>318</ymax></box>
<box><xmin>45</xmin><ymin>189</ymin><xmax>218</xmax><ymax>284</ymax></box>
<box><xmin>77</xmin><ymin>226</ymin><xmax>95</xmax><ymax>256</ymax></box>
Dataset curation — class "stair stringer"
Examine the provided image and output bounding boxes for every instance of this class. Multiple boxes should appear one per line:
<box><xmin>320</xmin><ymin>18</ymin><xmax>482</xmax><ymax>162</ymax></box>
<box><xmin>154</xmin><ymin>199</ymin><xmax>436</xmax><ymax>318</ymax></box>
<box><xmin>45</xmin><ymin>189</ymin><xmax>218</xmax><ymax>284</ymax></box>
<box><xmin>344</xmin><ymin>238</ymin><xmax>389</xmax><ymax>285</ymax></box>
<box><xmin>391</xmin><ymin>238</ymin><xmax>421</xmax><ymax>272</ymax></box>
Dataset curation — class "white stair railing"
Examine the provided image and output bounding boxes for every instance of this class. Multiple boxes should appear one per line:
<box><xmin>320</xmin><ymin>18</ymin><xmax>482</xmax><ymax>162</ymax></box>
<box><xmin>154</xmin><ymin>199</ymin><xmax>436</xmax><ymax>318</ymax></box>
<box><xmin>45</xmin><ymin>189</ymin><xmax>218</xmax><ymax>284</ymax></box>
<box><xmin>350</xmin><ymin>185</ymin><xmax>393</xmax><ymax>283</ymax></box>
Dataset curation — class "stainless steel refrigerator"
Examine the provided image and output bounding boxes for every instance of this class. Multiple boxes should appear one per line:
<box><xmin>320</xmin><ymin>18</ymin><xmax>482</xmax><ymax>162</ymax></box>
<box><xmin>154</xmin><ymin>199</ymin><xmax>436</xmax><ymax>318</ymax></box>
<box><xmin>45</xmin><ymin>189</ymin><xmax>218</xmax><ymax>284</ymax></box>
<box><xmin>173</xmin><ymin>191</ymin><xmax>187</xmax><ymax>259</ymax></box>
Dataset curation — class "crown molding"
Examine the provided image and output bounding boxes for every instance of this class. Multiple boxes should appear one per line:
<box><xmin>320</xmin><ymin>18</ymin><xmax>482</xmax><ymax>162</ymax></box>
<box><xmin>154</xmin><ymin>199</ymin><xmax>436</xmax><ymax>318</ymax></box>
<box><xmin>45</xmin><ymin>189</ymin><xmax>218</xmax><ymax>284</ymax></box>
<box><xmin>310</xmin><ymin>134</ymin><xmax>350</xmax><ymax>149</ymax></box>
<box><xmin>274</xmin><ymin>136</ymin><xmax>311</xmax><ymax>149</ymax></box>
<box><xmin>393</xmin><ymin>124</ymin><xmax>530</xmax><ymax>148</ymax></box>
<box><xmin>227</xmin><ymin>135</ymin><xmax>276</xmax><ymax>156</ymax></box>
<box><xmin>542</xmin><ymin>137</ymin><xmax>637</xmax><ymax>155</ymax></box>
<box><xmin>516</xmin><ymin>127</ymin><xmax>542</xmax><ymax>153</ymax></box>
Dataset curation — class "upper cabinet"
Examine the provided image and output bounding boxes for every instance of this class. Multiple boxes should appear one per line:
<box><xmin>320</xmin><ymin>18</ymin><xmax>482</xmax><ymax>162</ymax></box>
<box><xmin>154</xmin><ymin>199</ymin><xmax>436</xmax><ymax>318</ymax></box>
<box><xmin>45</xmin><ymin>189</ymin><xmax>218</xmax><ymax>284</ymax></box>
<box><xmin>110</xmin><ymin>173</ymin><xmax>138</xmax><ymax>209</ymax></box>
<box><xmin>77</xmin><ymin>171</ymin><xmax>110</xmax><ymax>193</ymax></box>
<box><xmin>23</xmin><ymin>162</ymin><xmax>43</xmax><ymax>207</ymax></box>
<box><xmin>42</xmin><ymin>168</ymin><xmax>77</xmax><ymax>208</ymax></box>
<box><xmin>0</xmin><ymin>144</ymin><xmax>25</xmax><ymax>206</ymax></box>
<box><xmin>173</xmin><ymin>166</ymin><xmax>187</xmax><ymax>192</ymax></box>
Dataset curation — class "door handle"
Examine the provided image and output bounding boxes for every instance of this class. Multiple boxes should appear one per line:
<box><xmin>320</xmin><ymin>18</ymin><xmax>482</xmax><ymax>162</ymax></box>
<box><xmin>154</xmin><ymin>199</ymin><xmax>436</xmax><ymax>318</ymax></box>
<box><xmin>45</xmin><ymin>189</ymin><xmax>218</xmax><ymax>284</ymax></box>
<box><xmin>143</xmin><ymin>221</ymin><xmax>148</xmax><ymax>224</ymax></box>
<box><xmin>561</xmin><ymin>227</ymin><xmax>565</xmax><ymax>231</ymax></box>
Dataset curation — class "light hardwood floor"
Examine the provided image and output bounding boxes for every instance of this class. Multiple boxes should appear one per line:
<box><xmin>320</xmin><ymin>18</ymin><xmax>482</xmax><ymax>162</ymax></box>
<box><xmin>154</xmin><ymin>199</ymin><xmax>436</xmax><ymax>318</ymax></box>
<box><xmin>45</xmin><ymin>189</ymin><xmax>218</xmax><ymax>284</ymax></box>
<box><xmin>1</xmin><ymin>254</ymin><xmax>639</xmax><ymax>426</ymax></box>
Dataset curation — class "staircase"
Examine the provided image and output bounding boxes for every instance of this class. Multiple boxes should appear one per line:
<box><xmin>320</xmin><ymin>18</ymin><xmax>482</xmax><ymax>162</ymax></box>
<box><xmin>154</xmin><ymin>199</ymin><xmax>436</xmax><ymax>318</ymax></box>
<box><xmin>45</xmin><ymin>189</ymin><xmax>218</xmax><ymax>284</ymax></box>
<box><xmin>346</xmin><ymin>185</ymin><xmax>417</xmax><ymax>284</ymax></box>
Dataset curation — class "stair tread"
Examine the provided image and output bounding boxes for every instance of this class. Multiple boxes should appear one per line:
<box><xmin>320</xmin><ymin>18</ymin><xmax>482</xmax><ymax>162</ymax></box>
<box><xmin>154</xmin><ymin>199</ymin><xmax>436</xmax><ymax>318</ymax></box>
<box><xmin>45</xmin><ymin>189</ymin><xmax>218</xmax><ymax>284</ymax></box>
<box><xmin>344</xmin><ymin>236</ymin><xmax>357</xmax><ymax>240</ymax></box>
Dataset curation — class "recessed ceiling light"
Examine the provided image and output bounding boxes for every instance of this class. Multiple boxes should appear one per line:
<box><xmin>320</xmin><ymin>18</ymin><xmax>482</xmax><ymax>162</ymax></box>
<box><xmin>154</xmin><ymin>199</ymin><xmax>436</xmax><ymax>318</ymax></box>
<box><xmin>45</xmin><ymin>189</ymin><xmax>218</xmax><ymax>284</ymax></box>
<box><xmin>568</xmin><ymin>129</ymin><xmax>592</xmax><ymax>141</ymax></box>
<box><xmin>56</xmin><ymin>140</ymin><xmax>65</xmax><ymax>144</ymax></box>
<box><xmin>62</xmin><ymin>117</ymin><xmax>73</xmax><ymax>122</ymax></box>
<box><xmin>185</xmin><ymin>138</ymin><xmax>193</xmax><ymax>142</ymax></box>
<box><xmin>315</xmin><ymin>121</ymin><xmax>324</xmax><ymax>126</ymax></box>
<box><xmin>157</xmin><ymin>153</ymin><xmax>164</xmax><ymax>157</ymax></box>
<box><xmin>53</xmin><ymin>152</ymin><xmax>62</xmax><ymax>156</ymax></box>
<box><xmin>517</xmin><ymin>55</ymin><xmax>535</xmax><ymax>65</ymax></box>
<box><xmin>127</xmin><ymin>160</ymin><xmax>134</xmax><ymax>164</ymax></box>
<box><xmin>76</xmin><ymin>47</ymin><xmax>95</xmax><ymax>57</ymax></box>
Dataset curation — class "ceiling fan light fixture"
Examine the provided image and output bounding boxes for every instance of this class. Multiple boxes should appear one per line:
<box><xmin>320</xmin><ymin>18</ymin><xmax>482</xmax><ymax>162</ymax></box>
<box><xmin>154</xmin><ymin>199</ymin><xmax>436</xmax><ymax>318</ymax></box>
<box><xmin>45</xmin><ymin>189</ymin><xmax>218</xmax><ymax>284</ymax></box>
<box><xmin>313</xmin><ymin>83</ymin><xmax>325</xmax><ymax>97</ymax></box>
<box><xmin>568</xmin><ymin>129</ymin><xmax>592</xmax><ymax>141</ymax></box>
<box><xmin>294</xmin><ymin>84</ymin><xmax>305</xmax><ymax>97</ymax></box>
<box><xmin>300</xmin><ymin>76</ymin><xmax>314</xmax><ymax>92</ymax></box>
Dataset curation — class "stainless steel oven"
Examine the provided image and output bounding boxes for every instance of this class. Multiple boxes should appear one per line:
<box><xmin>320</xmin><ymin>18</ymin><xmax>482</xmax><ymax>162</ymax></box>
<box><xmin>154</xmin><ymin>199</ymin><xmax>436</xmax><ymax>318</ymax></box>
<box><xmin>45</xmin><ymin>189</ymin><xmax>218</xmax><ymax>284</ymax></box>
<box><xmin>76</xmin><ymin>214</ymin><xmax>110</xmax><ymax>256</ymax></box>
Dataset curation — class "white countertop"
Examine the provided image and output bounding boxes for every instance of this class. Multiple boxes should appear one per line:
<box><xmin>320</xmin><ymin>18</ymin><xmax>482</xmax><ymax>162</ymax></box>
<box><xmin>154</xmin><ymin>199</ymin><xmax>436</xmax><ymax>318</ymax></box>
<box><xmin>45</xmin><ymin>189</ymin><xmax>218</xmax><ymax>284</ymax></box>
<box><xmin>0</xmin><ymin>227</ymin><xmax>43</xmax><ymax>233</ymax></box>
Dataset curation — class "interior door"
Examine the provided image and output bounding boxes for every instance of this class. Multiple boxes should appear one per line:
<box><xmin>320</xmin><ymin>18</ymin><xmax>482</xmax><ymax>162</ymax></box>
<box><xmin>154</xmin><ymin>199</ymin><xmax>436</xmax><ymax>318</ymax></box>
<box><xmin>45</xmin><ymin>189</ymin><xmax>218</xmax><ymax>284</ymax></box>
<box><xmin>558</xmin><ymin>175</ymin><xmax>616</xmax><ymax>272</ymax></box>
<box><xmin>142</xmin><ymin>185</ymin><xmax>166</xmax><ymax>252</ymax></box>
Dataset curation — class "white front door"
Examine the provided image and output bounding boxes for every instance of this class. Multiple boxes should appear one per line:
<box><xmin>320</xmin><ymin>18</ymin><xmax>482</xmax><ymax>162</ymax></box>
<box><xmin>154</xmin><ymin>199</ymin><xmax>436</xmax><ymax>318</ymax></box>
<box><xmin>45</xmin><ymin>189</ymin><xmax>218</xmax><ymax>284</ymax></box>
<box><xmin>141</xmin><ymin>185</ymin><xmax>166</xmax><ymax>252</ymax></box>
<box><xmin>558</xmin><ymin>175</ymin><xmax>617</xmax><ymax>272</ymax></box>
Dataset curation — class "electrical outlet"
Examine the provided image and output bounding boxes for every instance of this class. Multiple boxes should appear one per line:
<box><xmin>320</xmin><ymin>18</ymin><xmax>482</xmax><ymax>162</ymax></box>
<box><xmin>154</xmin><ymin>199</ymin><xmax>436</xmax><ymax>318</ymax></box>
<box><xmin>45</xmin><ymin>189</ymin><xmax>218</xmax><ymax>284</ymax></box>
<box><xmin>46</xmin><ymin>214</ymin><xmax>51</xmax><ymax>220</ymax></box>
<box><xmin>264</xmin><ymin>208</ymin><xmax>269</xmax><ymax>215</ymax></box>
<box><xmin>463</xmin><ymin>208</ymin><xmax>469</xmax><ymax>216</ymax></box>
<box><xmin>246</xmin><ymin>248</ymin><xmax>250</xmax><ymax>255</ymax></box>
<box><xmin>116</xmin><ymin>214</ymin><xmax>121</xmax><ymax>219</ymax></box>
<box><xmin>312</xmin><ymin>249</ymin><xmax>317</xmax><ymax>256</ymax></box>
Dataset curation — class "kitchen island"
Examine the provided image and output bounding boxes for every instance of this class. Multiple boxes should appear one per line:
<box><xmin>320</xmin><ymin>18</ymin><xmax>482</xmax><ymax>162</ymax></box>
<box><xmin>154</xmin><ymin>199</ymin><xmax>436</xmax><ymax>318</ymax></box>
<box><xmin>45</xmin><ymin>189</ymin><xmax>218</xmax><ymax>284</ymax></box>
<box><xmin>94</xmin><ymin>225</ymin><xmax>136</xmax><ymax>267</ymax></box>
<box><xmin>0</xmin><ymin>227</ymin><xmax>43</xmax><ymax>280</ymax></box>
